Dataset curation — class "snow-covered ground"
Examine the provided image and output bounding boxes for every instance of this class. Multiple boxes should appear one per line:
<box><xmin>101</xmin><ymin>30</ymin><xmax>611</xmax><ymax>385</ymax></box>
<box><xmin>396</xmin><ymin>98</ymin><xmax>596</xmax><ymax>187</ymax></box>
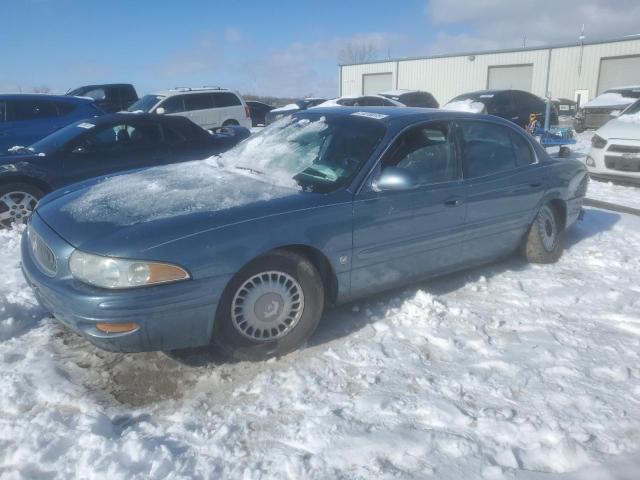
<box><xmin>571</xmin><ymin>130</ymin><xmax>640</xmax><ymax>210</ymax></box>
<box><xmin>2</xmin><ymin>206</ymin><xmax>640</xmax><ymax>479</ymax></box>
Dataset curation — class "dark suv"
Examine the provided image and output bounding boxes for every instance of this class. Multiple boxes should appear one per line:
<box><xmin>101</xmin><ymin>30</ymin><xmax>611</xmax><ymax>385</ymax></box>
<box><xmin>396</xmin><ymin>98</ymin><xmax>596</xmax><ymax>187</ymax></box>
<box><xmin>443</xmin><ymin>89</ymin><xmax>558</xmax><ymax>128</ymax></box>
<box><xmin>67</xmin><ymin>84</ymin><xmax>138</xmax><ymax>113</ymax></box>
<box><xmin>380</xmin><ymin>89</ymin><xmax>439</xmax><ymax>108</ymax></box>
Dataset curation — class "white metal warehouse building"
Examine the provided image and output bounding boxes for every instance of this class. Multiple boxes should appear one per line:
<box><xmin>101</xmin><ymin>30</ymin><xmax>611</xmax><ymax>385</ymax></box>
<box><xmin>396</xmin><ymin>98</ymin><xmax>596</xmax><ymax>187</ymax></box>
<box><xmin>339</xmin><ymin>36</ymin><xmax>640</xmax><ymax>106</ymax></box>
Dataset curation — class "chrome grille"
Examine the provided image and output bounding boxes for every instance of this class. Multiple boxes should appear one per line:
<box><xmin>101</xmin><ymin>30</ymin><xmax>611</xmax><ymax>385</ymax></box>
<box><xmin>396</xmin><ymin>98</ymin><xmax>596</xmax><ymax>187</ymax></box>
<box><xmin>29</xmin><ymin>227</ymin><xmax>57</xmax><ymax>276</ymax></box>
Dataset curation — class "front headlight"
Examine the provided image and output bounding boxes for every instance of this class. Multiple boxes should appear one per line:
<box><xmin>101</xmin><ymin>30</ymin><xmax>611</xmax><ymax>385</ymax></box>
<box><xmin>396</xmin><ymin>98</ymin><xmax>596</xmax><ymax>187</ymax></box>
<box><xmin>591</xmin><ymin>134</ymin><xmax>607</xmax><ymax>149</ymax></box>
<box><xmin>69</xmin><ymin>250</ymin><xmax>189</xmax><ymax>289</ymax></box>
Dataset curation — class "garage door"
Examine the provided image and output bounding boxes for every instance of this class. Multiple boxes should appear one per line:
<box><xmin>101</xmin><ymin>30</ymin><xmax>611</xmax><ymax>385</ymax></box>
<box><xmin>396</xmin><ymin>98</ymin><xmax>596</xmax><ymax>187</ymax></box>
<box><xmin>362</xmin><ymin>73</ymin><xmax>392</xmax><ymax>95</ymax></box>
<box><xmin>598</xmin><ymin>55</ymin><xmax>640</xmax><ymax>94</ymax></box>
<box><xmin>487</xmin><ymin>65</ymin><xmax>533</xmax><ymax>91</ymax></box>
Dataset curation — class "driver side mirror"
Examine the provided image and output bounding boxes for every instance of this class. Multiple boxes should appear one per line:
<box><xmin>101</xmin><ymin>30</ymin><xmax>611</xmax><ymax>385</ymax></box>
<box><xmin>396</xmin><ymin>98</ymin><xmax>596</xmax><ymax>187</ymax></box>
<box><xmin>155</xmin><ymin>107</ymin><xmax>166</xmax><ymax>115</ymax></box>
<box><xmin>372</xmin><ymin>167</ymin><xmax>416</xmax><ymax>192</ymax></box>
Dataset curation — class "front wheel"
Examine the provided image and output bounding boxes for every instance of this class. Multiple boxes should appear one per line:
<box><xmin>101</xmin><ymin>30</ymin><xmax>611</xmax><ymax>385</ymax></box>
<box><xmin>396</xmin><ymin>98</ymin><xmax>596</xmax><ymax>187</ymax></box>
<box><xmin>521</xmin><ymin>204</ymin><xmax>563</xmax><ymax>263</ymax></box>
<box><xmin>214</xmin><ymin>250</ymin><xmax>325</xmax><ymax>361</ymax></box>
<box><xmin>0</xmin><ymin>183</ymin><xmax>43</xmax><ymax>229</ymax></box>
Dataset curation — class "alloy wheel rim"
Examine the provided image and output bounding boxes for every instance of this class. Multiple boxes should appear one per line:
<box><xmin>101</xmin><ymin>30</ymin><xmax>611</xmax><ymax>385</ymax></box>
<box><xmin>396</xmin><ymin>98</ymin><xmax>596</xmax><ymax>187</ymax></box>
<box><xmin>539</xmin><ymin>206</ymin><xmax>557</xmax><ymax>252</ymax></box>
<box><xmin>231</xmin><ymin>271</ymin><xmax>305</xmax><ymax>342</ymax></box>
<box><xmin>0</xmin><ymin>192</ymin><xmax>38</xmax><ymax>228</ymax></box>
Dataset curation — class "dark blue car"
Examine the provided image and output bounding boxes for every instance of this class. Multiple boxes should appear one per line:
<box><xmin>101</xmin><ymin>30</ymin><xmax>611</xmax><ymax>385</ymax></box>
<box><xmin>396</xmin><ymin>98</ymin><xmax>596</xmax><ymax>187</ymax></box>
<box><xmin>21</xmin><ymin>108</ymin><xmax>588</xmax><ymax>360</ymax></box>
<box><xmin>1</xmin><ymin>113</ymin><xmax>250</xmax><ymax>227</ymax></box>
<box><xmin>0</xmin><ymin>94</ymin><xmax>103</xmax><ymax>152</ymax></box>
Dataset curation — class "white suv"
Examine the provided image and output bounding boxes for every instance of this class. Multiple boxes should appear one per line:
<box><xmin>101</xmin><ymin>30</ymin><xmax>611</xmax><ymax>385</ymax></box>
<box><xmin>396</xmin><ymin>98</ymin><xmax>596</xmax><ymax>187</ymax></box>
<box><xmin>127</xmin><ymin>87</ymin><xmax>252</xmax><ymax>129</ymax></box>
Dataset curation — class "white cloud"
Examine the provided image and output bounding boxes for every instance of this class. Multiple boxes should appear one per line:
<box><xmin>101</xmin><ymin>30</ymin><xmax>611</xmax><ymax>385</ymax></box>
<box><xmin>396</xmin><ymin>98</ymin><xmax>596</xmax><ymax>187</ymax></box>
<box><xmin>426</xmin><ymin>0</ymin><xmax>640</xmax><ymax>51</ymax></box>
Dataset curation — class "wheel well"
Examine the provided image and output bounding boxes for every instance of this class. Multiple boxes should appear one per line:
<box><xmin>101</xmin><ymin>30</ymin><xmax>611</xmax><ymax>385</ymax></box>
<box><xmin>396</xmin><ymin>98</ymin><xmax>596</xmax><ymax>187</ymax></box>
<box><xmin>0</xmin><ymin>176</ymin><xmax>52</xmax><ymax>195</ymax></box>
<box><xmin>222</xmin><ymin>119</ymin><xmax>239</xmax><ymax>126</ymax></box>
<box><xmin>274</xmin><ymin>245</ymin><xmax>339</xmax><ymax>306</ymax></box>
<box><xmin>548</xmin><ymin>199</ymin><xmax>567</xmax><ymax>231</ymax></box>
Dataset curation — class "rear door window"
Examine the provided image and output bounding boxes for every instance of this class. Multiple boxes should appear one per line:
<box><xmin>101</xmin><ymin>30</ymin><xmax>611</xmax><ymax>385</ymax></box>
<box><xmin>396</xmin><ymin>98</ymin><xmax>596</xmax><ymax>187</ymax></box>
<box><xmin>213</xmin><ymin>92</ymin><xmax>241</xmax><ymax>107</ymax></box>
<box><xmin>8</xmin><ymin>100</ymin><xmax>59</xmax><ymax>121</ymax></box>
<box><xmin>184</xmin><ymin>93</ymin><xmax>214</xmax><ymax>111</ymax></box>
<box><xmin>459</xmin><ymin>121</ymin><xmax>518</xmax><ymax>178</ymax></box>
<box><xmin>81</xmin><ymin>88</ymin><xmax>107</xmax><ymax>101</ymax></box>
<box><xmin>381</xmin><ymin>121</ymin><xmax>458</xmax><ymax>186</ymax></box>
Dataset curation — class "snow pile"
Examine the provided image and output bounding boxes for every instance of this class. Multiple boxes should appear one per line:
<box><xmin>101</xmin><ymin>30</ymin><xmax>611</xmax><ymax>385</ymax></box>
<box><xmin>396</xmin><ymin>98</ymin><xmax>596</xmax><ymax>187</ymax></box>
<box><xmin>583</xmin><ymin>93</ymin><xmax>636</xmax><ymax>108</ymax></box>
<box><xmin>442</xmin><ymin>99</ymin><xmax>485</xmax><ymax>113</ymax></box>
<box><xmin>2</xmin><ymin>209</ymin><xmax>640</xmax><ymax>478</ymax></box>
<box><xmin>270</xmin><ymin>103</ymin><xmax>299</xmax><ymax>113</ymax></box>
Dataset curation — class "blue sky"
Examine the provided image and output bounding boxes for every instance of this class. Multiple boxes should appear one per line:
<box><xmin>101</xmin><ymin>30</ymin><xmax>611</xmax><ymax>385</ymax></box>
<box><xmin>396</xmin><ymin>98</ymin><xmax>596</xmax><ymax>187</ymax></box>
<box><xmin>1</xmin><ymin>0</ymin><xmax>637</xmax><ymax>97</ymax></box>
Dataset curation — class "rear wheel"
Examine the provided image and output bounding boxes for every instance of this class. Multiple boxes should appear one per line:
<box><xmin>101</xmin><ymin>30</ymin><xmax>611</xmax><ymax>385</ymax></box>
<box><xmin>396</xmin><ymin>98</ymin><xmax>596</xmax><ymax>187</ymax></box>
<box><xmin>222</xmin><ymin>119</ymin><xmax>239</xmax><ymax>126</ymax></box>
<box><xmin>0</xmin><ymin>183</ymin><xmax>43</xmax><ymax>229</ymax></box>
<box><xmin>521</xmin><ymin>204</ymin><xmax>563</xmax><ymax>263</ymax></box>
<box><xmin>215</xmin><ymin>250</ymin><xmax>324</xmax><ymax>361</ymax></box>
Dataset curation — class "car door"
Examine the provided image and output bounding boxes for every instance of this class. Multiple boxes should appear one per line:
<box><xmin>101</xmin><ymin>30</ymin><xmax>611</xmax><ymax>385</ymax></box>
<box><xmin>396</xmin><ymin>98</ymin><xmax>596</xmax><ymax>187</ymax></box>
<box><xmin>351</xmin><ymin>120</ymin><xmax>467</xmax><ymax>296</ymax></box>
<box><xmin>457</xmin><ymin>119</ymin><xmax>546</xmax><ymax>264</ymax></box>
<box><xmin>62</xmin><ymin>120</ymin><xmax>163</xmax><ymax>184</ymax></box>
<box><xmin>184</xmin><ymin>93</ymin><xmax>216</xmax><ymax>129</ymax></box>
<box><xmin>1</xmin><ymin>99</ymin><xmax>64</xmax><ymax>149</ymax></box>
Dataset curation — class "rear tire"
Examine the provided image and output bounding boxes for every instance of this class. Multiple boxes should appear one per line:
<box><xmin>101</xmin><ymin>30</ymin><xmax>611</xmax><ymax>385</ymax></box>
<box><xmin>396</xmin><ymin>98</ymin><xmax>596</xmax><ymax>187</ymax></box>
<box><xmin>0</xmin><ymin>183</ymin><xmax>43</xmax><ymax>229</ymax></box>
<box><xmin>214</xmin><ymin>250</ymin><xmax>324</xmax><ymax>361</ymax></box>
<box><xmin>521</xmin><ymin>204</ymin><xmax>563</xmax><ymax>263</ymax></box>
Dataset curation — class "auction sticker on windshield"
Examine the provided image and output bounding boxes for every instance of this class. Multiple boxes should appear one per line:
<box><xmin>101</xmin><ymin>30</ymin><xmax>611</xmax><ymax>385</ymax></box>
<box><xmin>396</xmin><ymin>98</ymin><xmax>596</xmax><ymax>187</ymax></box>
<box><xmin>351</xmin><ymin>112</ymin><xmax>388</xmax><ymax>120</ymax></box>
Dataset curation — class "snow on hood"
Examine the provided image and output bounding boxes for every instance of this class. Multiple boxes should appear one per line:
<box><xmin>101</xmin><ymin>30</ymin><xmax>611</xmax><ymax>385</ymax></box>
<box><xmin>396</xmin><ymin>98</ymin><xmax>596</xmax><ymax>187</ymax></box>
<box><xmin>441</xmin><ymin>99</ymin><xmax>485</xmax><ymax>113</ymax></box>
<box><xmin>583</xmin><ymin>93</ymin><xmax>636</xmax><ymax>109</ymax></box>
<box><xmin>596</xmin><ymin>116</ymin><xmax>640</xmax><ymax>141</ymax></box>
<box><xmin>61</xmin><ymin>162</ymin><xmax>295</xmax><ymax>226</ymax></box>
<box><xmin>271</xmin><ymin>103</ymin><xmax>299</xmax><ymax>113</ymax></box>
<box><xmin>618</xmin><ymin>112</ymin><xmax>640</xmax><ymax>125</ymax></box>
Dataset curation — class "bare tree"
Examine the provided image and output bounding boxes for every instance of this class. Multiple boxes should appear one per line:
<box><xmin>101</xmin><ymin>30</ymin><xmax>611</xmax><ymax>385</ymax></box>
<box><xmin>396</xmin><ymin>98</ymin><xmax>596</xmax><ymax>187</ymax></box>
<box><xmin>338</xmin><ymin>38</ymin><xmax>380</xmax><ymax>64</ymax></box>
<box><xmin>32</xmin><ymin>85</ymin><xmax>51</xmax><ymax>93</ymax></box>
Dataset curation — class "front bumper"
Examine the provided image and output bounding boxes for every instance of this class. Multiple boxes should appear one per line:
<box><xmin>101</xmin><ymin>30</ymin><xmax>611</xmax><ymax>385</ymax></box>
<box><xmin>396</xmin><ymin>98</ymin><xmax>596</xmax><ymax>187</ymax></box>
<box><xmin>21</xmin><ymin>213</ymin><xmax>231</xmax><ymax>352</ymax></box>
<box><xmin>586</xmin><ymin>142</ymin><xmax>640</xmax><ymax>181</ymax></box>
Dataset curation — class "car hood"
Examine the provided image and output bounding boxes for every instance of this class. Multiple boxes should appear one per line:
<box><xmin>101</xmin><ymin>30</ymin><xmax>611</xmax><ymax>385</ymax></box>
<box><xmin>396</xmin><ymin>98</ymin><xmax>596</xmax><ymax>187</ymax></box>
<box><xmin>596</xmin><ymin>118</ymin><xmax>640</xmax><ymax>141</ymax></box>
<box><xmin>36</xmin><ymin>160</ymin><xmax>318</xmax><ymax>256</ymax></box>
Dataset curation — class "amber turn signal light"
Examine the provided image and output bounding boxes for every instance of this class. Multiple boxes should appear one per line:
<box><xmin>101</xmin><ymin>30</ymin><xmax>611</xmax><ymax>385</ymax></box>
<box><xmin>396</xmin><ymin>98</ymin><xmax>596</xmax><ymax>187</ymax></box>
<box><xmin>95</xmin><ymin>322</ymin><xmax>139</xmax><ymax>334</ymax></box>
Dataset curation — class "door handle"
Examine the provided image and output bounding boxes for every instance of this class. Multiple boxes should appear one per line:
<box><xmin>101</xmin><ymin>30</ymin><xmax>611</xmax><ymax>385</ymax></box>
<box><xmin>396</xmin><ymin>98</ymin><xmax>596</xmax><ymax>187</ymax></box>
<box><xmin>444</xmin><ymin>198</ymin><xmax>464</xmax><ymax>207</ymax></box>
<box><xmin>529</xmin><ymin>182</ymin><xmax>542</xmax><ymax>188</ymax></box>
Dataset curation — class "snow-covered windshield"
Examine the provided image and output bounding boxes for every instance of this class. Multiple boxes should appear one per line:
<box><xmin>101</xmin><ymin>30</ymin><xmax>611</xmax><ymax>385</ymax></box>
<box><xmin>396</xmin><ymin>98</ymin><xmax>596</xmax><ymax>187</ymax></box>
<box><xmin>217</xmin><ymin>113</ymin><xmax>386</xmax><ymax>193</ymax></box>
<box><xmin>127</xmin><ymin>95</ymin><xmax>164</xmax><ymax>113</ymax></box>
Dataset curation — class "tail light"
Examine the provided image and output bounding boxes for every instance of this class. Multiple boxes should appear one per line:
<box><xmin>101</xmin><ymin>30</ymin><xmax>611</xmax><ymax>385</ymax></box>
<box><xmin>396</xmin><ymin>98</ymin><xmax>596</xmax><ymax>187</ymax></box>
<box><xmin>244</xmin><ymin>105</ymin><xmax>251</xmax><ymax>118</ymax></box>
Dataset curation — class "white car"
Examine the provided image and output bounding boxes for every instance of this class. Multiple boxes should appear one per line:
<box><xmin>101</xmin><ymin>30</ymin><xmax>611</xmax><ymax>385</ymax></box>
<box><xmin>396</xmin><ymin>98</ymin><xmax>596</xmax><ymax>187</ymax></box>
<box><xmin>127</xmin><ymin>87</ymin><xmax>251</xmax><ymax>129</ymax></box>
<box><xmin>586</xmin><ymin>99</ymin><xmax>640</xmax><ymax>181</ymax></box>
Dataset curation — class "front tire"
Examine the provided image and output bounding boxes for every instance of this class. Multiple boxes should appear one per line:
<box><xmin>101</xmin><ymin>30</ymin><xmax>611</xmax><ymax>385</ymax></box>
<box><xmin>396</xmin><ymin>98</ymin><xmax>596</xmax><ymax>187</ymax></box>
<box><xmin>215</xmin><ymin>250</ymin><xmax>324</xmax><ymax>361</ymax></box>
<box><xmin>0</xmin><ymin>183</ymin><xmax>43</xmax><ymax>229</ymax></box>
<box><xmin>521</xmin><ymin>204</ymin><xmax>563</xmax><ymax>263</ymax></box>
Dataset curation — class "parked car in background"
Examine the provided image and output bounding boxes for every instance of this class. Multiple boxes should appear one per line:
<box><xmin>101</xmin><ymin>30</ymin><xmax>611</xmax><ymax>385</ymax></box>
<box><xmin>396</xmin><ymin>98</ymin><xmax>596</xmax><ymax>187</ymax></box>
<box><xmin>313</xmin><ymin>95</ymin><xmax>405</xmax><ymax>108</ymax></box>
<box><xmin>0</xmin><ymin>113</ymin><xmax>249</xmax><ymax>228</ymax></box>
<box><xmin>246</xmin><ymin>101</ymin><xmax>273</xmax><ymax>127</ymax></box>
<box><xmin>0</xmin><ymin>94</ymin><xmax>103</xmax><ymax>153</ymax></box>
<box><xmin>264</xmin><ymin>98</ymin><xmax>326</xmax><ymax>124</ymax></box>
<box><xmin>67</xmin><ymin>84</ymin><xmax>138</xmax><ymax>113</ymax></box>
<box><xmin>21</xmin><ymin>107</ymin><xmax>587</xmax><ymax>359</ymax></box>
<box><xmin>585</xmin><ymin>99</ymin><xmax>640</xmax><ymax>183</ymax></box>
<box><xmin>553</xmin><ymin>98</ymin><xmax>577</xmax><ymax>117</ymax></box>
<box><xmin>442</xmin><ymin>90</ymin><xmax>558</xmax><ymax>129</ymax></box>
<box><xmin>574</xmin><ymin>86</ymin><xmax>640</xmax><ymax>132</ymax></box>
<box><xmin>380</xmin><ymin>89</ymin><xmax>439</xmax><ymax>108</ymax></box>
<box><xmin>127</xmin><ymin>87</ymin><xmax>252</xmax><ymax>129</ymax></box>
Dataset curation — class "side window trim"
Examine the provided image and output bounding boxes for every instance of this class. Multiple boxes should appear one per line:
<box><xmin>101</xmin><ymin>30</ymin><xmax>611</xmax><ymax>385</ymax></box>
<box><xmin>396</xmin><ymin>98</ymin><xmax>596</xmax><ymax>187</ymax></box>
<box><xmin>360</xmin><ymin>119</ymin><xmax>462</xmax><ymax>194</ymax></box>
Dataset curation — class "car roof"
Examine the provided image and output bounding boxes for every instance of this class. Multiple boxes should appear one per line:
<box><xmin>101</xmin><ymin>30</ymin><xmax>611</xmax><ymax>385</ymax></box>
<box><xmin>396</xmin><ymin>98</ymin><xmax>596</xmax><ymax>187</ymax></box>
<box><xmin>152</xmin><ymin>87</ymin><xmax>236</xmax><ymax>97</ymax></box>
<box><xmin>297</xmin><ymin>106</ymin><xmax>515</xmax><ymax>126</ymax></box>
<box><xmin>0</xmin><ymin>93</ymin><xmax>94</xmax><ymax>103</ymax></box>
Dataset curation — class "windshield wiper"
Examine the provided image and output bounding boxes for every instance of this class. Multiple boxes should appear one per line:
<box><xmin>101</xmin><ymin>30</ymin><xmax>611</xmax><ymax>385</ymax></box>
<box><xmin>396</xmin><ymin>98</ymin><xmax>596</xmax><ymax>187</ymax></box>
<box><xmin>233</xmin><ymin>166</ymin><xmax>265</xmax><ymax>175</ymax></box>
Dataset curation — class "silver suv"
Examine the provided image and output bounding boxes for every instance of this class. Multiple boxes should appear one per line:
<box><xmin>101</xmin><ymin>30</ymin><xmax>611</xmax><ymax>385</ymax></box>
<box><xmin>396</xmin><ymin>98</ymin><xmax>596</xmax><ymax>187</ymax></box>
<box><xmin>128</xmin><ymin>87</ymin><xmax>252</xmax><ymax>129</ymax></box>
